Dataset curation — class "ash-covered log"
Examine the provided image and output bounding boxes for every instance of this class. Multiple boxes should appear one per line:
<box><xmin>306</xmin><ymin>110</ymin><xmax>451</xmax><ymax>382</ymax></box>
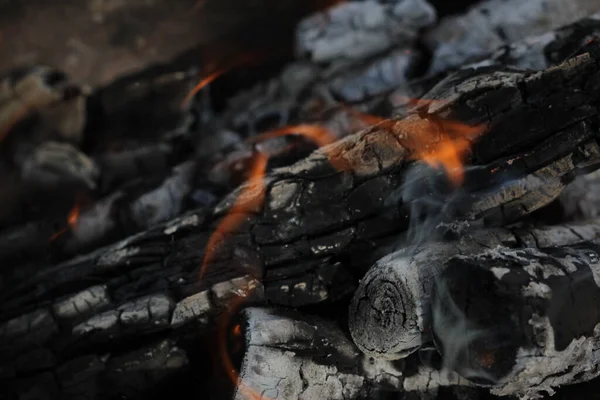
<box><xmin>224</xmin><ymin>9</ymin><xmax>600</xmax><ymax>144</ymax></box>
<box><xmin>232</xmin><ymin>307</ymin><xmax>403</xmax><ymax>400</ymax></box>
<box><xmin>425</xmin><ymin>0</ymin><xmax>600</xmax><ymax>75</ymax></box>
<box><xmin>8</xmin><ymin>14</ymin><xmax>600</xmax><ymax>400</ymax></box>
<box><xmin>7</xmin><ymin>47</ymin><xmax>600</xmax><ymax>335</ymax></box>
<box><xmin>349</xmin><ymin>218</ymin><xmax>600</xmax><ymax>360</ymax></box>
<box><xmin>431</xmin><ymin>241</ymin><xmax>600</xmax><ymax>398</ymax></box>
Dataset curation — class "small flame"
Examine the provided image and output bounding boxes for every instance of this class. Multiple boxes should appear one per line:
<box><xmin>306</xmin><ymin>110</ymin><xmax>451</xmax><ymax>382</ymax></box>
<box><xmin>232</xmin><ymin>324</ymin><xmax>241</xmax><ymax>337</ymax></box>
<box><xmin>349</xmin><ymin>106</ymin><xmax>485</xmax><ymax>186</ymax></box>
<box><xmin>181</xmin><ymin>71</ymin><xmax>224</xmax><ymax>108</ymax></box>
<box><xmin>402</xmin><ymin>118</ymin><xmax>485</xmax><ymax>186</ymax></box>
<box><xmin>49</xmin><ymin>203</ymin><xmax>80</xmax><ymax>242</ymax></box>
<box><xmin>181</xmin><ymin>51</ymin><xmax>271</xmax><ymax>109</ymax></box>
<box><xmin>246</xmin><ymin>124</ymin><xmax>338</xmax><ymax>148</ymax></box>
<box><xmin>200</xmin><ymin>125</ymin><xmax>338</xmax><ymax>279</ymax></box>
<box><xmin>199</xmin><ymin>152</ymin><xmax>268</xmax><ymax>279</ymax></box>
<box><xmin>67</xmin><ymin>204</ymin><xmax>80</xmax><ymax>227</ymax></box>
<box><xmin>218</xmin><ymin>290</ymin><xmax>269</xmax><ymax>400</ymax></box>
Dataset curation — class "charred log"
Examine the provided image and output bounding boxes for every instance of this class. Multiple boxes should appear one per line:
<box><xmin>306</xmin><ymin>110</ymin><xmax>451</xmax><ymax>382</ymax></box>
<box><xmin>349</xmin><ymin>218</ymin><xmax>600</xmax><ymax>360</ymax></box>
<box><xmin>232</xmin><ymin>307</ymin><xmax>403</xmax><ymax>400</ymax></box>
<box><xmin>432</xmin><ymin>241</ymin><xmax>600</xmax><ymax>398</ymax></box>
<box><xmin>7</xmin><ymin>17</ymin><xmax>600</xmax><ymax>400</ymax></box>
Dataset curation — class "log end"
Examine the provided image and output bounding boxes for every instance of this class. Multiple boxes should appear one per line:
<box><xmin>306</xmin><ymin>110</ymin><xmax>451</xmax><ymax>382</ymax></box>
<box><xmin>349</xmin><ymin>256</ymin><xmax>422</xmax><ymax>360</ymax></box>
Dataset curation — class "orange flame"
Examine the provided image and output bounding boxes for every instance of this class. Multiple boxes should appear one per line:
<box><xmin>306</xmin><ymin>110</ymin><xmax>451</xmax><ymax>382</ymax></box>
<box><xmin>199</xmin><ymin>152</ymin><xmax>269</xmax><ymax>279</ymax></box>
<box><xmin>181</xmin><ymin>71</ymin><xmax>224</xmax><ymax>108</ymax></box>
<box><xmin>181</xmin><ymin>51</ymin><xmax>271</xmax><ymax>109</ymax></box>
<box><xmin>218</xmin><ymin>289</ymin><xmax>273</xmax><ymax>400</ymax></box>
<box><xmin>205</xmin><ymin>105</ymin><xmax>484</xmax><ymax>397</ymax></box>
<box><xmin>246</xmin><ymin>124</ymin><xmax>338</xmax><ymax>148</ymax></box>
<box><xmin>410</xmin><ymin>119</ymin><xmax>485</xmax><ymax>186</ymax></box>
<box><xmin>200</xmin><ymin>124</ymin><xmax>339</xmax><ymax>280</ymax></box>
<box><xmin>349</xmin><ymin>106</ymin><xmax>485</xmax><ymax>186</ymax></box>
<box><xmin>49</xmin><ymin>203</ymin><xmax>80</xmax><ymax>242</ymax></box>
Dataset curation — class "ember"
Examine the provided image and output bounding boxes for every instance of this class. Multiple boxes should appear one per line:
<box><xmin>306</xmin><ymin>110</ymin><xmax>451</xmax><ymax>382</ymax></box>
<box><xmin>4</xmin><ymin>1</ymin><xmax>600</xmax><ymax>400</ymax></box>
<box><xmin>49</xmin><ymin>203</ymin><xmax>80</xmax><ymax>242</ymax></box>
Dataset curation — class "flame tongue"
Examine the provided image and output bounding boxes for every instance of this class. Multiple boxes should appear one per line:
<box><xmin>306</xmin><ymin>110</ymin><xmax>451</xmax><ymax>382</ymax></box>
<box><xmin>350</xmin><ymin>108</ymin><xmax>485</xmax><ymax>186</ymax></box>
<box><xmin>49</xmin><ymin>203</ymin><xmax>80</xmax><ymax>242</ymax></box>
<box><xmin>393</xmin><ymin>115</ymin><xmax>485</xmax><ymax>186</ymax></box>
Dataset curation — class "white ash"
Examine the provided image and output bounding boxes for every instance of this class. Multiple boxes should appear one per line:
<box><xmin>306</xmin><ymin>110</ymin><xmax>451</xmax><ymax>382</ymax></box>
<box><xmin>492</xmin><ymin>316</ymin><xmax>600</xmax><ymax>398</ymax></box>
<box><xmin>426</xmin><ymin>0</ymin><xmax>600</xmax><ymax>74</ymax></box>
<box><xmin>296</xmin><ymin>0</ymin><xmax>435</xmax><ymax>64</ymax></box>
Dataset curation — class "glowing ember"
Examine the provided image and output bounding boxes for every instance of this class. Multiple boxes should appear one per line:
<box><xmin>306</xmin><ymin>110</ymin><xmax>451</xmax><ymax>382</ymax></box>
<box><xmin>232</xmin><ymin>324</ymin><xmax>242</xmax><ymax>337</ymax></box>
<box><xmin>49</xmin><ymin>203</ymin><xmax>80</xmax><ymax>242</ymax></box>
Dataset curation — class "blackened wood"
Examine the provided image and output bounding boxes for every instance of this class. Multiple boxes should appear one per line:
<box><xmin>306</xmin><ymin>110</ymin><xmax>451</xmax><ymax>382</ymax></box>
<box><xmin>225</xmin><ymin>11</ymin><xmax>600</xmax><ymax>140</ymax></box>
<box><xmin>7</xmin><ymin>47</ymin><xmax>600</xmax><ymax>399</ymax></box>
<box><xmin>349</xmin><ymin>218</ymin><xmax>600</xmax><ymax>360</ymax></box>
<box><xmin>432</xmin><ymin>241</ymin><xmax>600</xmax><ymax>398</ymax></box>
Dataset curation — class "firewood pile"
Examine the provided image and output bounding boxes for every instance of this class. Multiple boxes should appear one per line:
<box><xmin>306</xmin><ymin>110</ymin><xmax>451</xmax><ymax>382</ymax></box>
<box><xmin>4</xmin><ymin>0</ymin><xmax>600</xmax><ymax>399</ymax></box>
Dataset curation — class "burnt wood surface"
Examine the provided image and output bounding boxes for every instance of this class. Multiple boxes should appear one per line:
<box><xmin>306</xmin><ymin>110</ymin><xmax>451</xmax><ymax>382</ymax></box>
<box><xmin>5</xmin><ymin>11</ymin><xmax>600</xmax><ymax>270</ymax></box>
<box><xmin>432</xmin><ymin>241</ymin><xmax>600</xmax><ymax>398</ymax></box>
<box><xmin>8</xmin><ymin>9</ymin><xmax>600</xmax><ymax>400</ymax></box>
<box><xmin>5</xmin><ymin>46</ymin><xmax>600</xmax><ymax>398</ymax></box>
<box><xmin>349</xmin><ymin>219</ymin><xmax>600</xmax><ymax>360</ymax></box>
<box><xmin>233</xmin><ymin>307</ymin><xmax>404</xmax><ymax>400</ymax></box>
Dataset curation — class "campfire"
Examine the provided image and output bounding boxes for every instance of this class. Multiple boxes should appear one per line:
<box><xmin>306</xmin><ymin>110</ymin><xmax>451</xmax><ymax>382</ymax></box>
<box><xmin>4</xmin><ymin>0</ymin><xmax>600</xmax><ymax>399</ymax></box>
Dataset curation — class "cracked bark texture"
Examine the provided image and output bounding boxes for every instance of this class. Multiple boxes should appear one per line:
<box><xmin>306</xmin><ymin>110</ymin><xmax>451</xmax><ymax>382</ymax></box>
<box><xmin>6</xmin><ymin>32</ymin><xmax>600</xmax><ymax>400</ymax></box>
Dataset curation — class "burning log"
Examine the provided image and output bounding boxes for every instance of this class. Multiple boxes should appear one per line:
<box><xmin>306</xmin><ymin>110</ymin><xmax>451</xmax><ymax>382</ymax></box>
<box><xmin>350</xmin><ymin>223</ymin><xmax>600</xmax><ymax>398</ymax></box>
<box><xmin>8</xmin><ymin>7</ymin><xmax>600</xmax><ymax>400</ymax></box>
<box><xmin>225</xmin><ymin>10</ymin><xmax>600</xmax><ymax>142</ymax></box>
<box><xmin>349</xmin><ymin>218</ymin><xmax>600</xmax><ymax>360</ymax></box>
<box><xmin>431</xmin><ymin>241</ymin><xmax>600</xmax><ymax>398</ymax></box>
<box><xmin>232</xmin><ymin>307</ymin><xmax>403</xmax><ymax>400</ymax></box>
